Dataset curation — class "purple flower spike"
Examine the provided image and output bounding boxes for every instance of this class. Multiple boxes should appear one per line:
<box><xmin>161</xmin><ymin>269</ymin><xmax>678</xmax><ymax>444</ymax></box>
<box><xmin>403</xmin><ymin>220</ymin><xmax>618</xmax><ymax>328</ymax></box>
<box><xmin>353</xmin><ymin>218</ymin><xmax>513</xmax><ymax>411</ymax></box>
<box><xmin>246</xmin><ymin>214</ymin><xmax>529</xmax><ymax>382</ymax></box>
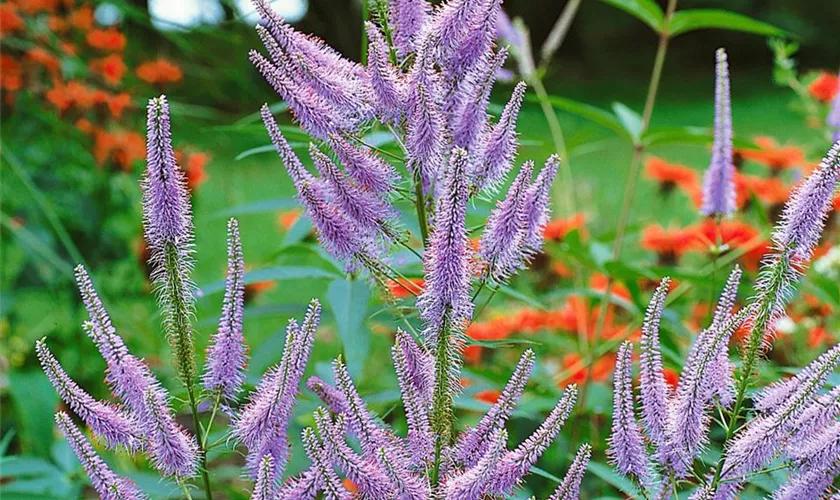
<box><xmin>446</xmin><ymin>428</ymin><xmax>507</xmax><ymax>500</ymax></box>
<box><xmin>234</xmin><ymin>300</ymin><xmax>320</xmax><ymax>478</ymax></box>
<box><xmin>55</xmin><ymin>412</ymin><xmax>147</xmax><ymax>500</ymax></box>
<box><xmin>306</xmin><ymin>376</ymin><xmax>348</xmax><ymax>416</ymax></box>
<box><xmin>639</xmin><ymin>279</ymin><xmax>675</xmax><ymax>467</ymax></box>
<box><xmin>488</xmin><ymin>385</ymin><xmax>577</xmax><ymax>495</ymax></box>
<box><xmin>392</xmin><ymin>333</ymin><xmax>434</xmax><ymax>466</ymax></box>
<box><xmin>701</xmin><ymin>48</ymin><xmax>736</xmax><ymax>217</ymax></box>
<box><xmin>433</xmin><ymin>0</ymin><xmax>478</xmax><ymax>60</ymax></box>
<box><xmin>829</xmin><ymin>75</ymin><xmax>840</xmax><ymax>142</ymax></box>
<box><xmin>309</xmin><ymin>143</ymin><xmax>397</xmax><ymax>232</ymax></box>
<box><xmin>365</xmin><ymin>22</ymin><xmax>406</xmax><ymax>123</ymax></box>
<box><xmin>301</xmin><ymin>428</ymin><xmax>352</xmax><ymax>500</ymax></box>
<box><xmin>452</xmin><ymin>48</ymin><xmax>508</xmax><ymax>152</ymax></box>
<box><xmin>480</xmin><ymin>161</ymin><xmax>533</xmax><ymax>283</ymax></box>
<box><xmin>389</xmin><ymin>0</ymin><xmax>430</xmax><ymax>58</ymax></box>
<box><xmin>521</xmin><ymin>155</ymin><xmax>561</xmax><ymax>255</ymax></box>
<box><xmin>37</xmin><ymin>340</ymin><xmax>142</xmax><ymax>451</ymax></box>
<box><xmin>251</xmin><ymin>455</ymin><xmax>278</xmax><ymax>500</ymax></box>
<box><xmin>418</xmin><ymin>148</ymin><xmax>474</xmax><ymax>342</ymax></box>
<box><xmin>446</xmin><ymin>0</ymin><xmax>499</xmax><ymax>78</ymax></box>
<box><xmin>394</xmin><ymin>329</ymin><xmax>434</xmax><ymax>402</ymax></box>
<box><xmin>142</xmin><ymin>95</ymin><xmax>192</xmax><ymax>250</ymax></box>
<box><xmin>203</xmin><ymin>218</ymin><xmax>248</xmax><ymax>404</ymax></box>
<box><xmin>142</xmin><ymin>388</ymin><xmax>199</xmax><ymax>478</ymax></box>
<box><xmin>773</xmin><ymin>139</ymin><xmax>840</xmax><ymax>261</ymax></box>
<box><xmin>608</xmin><ymin>342</ymin><xmax>648</xmax><ymax>481</ymax></box>
<box><xmin>772</xmin><ymin>467</ymin><xmax>838</xmax><ymax>500</ymax></box>
<box><xmin>405</xmin><ymin>65</ymin><xmax>446</xmax><ymax>188</ymax></box>
<box><xmin>549</xmin><ymin>443</ymin><xmax>592</xmax><ymax>500</ymax></box>
<box><xmin>331</xmin><ymin>357</ymin><xmax>388</xmax><ymax>458</ymax></box>
<box><xmin>474</xmin><ymin>81</ymin><xmax>527</xmax><ymax>192</ymax></box>
<box><xmin>707</xmin><ymin>266</ymin><xmax>742</xmax><ymax>406</ymax></box>
<box><xmin>456</xmin><ymin>349</ymin><xmax>535</xmax><ymax>467</ymax></box>
<box><xmin>313</xmin><ymin>409</ymin><xmax>394</xmax><ymax>499</ymax></box>
<box><xmin>297</xmin><ymin>180</ymin><xmax>364</xmax><ymax>261</ymax></box>
<box><xmin>261</xmin><ymin>105</ymin><xmax>316</xmax><ymax>188</ymax></box>
<box><xmin>788</xmin><ymin>385</ymin><xmax>840</xmax><ymax>449</ymax></box>
<box><xmin>328</xmin><ymin>134</ymin><xmax>397</xmax><ymax>195</ymax></box>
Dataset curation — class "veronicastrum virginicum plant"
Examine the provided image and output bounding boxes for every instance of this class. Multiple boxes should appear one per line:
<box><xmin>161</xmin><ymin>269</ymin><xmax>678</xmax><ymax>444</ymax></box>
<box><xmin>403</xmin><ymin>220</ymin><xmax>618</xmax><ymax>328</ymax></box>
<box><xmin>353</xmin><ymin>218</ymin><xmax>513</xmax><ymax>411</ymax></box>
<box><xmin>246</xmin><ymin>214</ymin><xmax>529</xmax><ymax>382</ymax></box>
<box><xmin>607</xmin><ymin>41</ymin><xmax>840</xmax><ymax>499</ymax></box>
<box><xmin>36</xmin><ymin>0</ymin><xmax>592</xmax><ymax>498</ymax></box>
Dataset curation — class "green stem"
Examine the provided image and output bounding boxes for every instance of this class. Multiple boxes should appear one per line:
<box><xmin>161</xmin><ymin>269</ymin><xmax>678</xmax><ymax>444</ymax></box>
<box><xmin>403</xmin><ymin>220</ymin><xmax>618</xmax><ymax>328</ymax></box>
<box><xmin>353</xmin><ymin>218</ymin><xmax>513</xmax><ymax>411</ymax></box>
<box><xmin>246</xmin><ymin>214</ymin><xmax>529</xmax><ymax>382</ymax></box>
<box><xmin>413</xmin><ymin>172</ymin><xmax>430</xmax><ymax>246</ymax></box>
<box><xmin>430</xmin><ymin>313</ymin><xmax>454</xmax><ymax>489</ymax></box>
<box><xmin>360</xmin><ymin>0</ymin><xmax>369</xmax><ymax>65</ymax></box>
<box><xmin>581</xmin><ymin>0</ymin><xmax>678</xmax><ymax>410</ymax></box>
<box><xmin>538</xmin><ymin>0</ymin><xmax>584</xmax><ymax>70</ymax></box>
<box><xmin>202</xmin><ymin>393</ymin><xmax>222</xmax><ymax>449</ymax></box>
<box><xmin>186</xmin><ymin>388</ymin><xmax>213</xmax><ymax>500</ymax></box>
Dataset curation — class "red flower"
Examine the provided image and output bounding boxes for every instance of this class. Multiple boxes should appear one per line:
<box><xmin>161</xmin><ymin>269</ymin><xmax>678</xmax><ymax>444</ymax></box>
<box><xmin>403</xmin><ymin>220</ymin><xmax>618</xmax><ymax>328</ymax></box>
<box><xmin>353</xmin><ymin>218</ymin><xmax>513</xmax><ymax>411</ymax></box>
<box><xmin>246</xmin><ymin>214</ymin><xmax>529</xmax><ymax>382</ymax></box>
<box><xmin>737</xmin><ymin>137</ymin><xmax>805</xmax><ymax>172</ymax></box>
<box><xmin>136</xmin><ymin>58</ymin><xmax>183</xmax><ymax>85</ymax></box>
<box><xmin>663</xmin><ymin>368</ymin><xmax>679</xmax><ymax>389</ymax></box>
<box><xmin>558</xmin><ymin>352</ymin><xmax>616</xmax><ymax>387</ymax></box>
<box><xmin>276</xmin><ymin>210</ymin><xmax>302</xmax><ymax>231</ymax></box>
<box><xmin>86</xmin><ymin>29</ymin><xmax>126</xmax><ymax>52</ymax></box>
<box><xmin>0</xmin><ymin>4</ymin><xmax>25</xmax><ymax>37</ymax></box>
<box><xmin>644</xmin><ymin>156</ymin><xmax>698</xmax><ymax>193</ymax></box>
<box><xmin>69</xmin><ymin>5</ymin><xmax>94</xmax><ymax>31</ymax></box>
<box><xmin>0</xmin><ymin>55</ymin><xmax>22</xmax><ymax>93</ymax></box>
<box><xmin>808</xmin><ymin>72</ymin><xmax>839</xmax><ymax>102</ymax></box>
<box><xmin>89</xmin><ymin>54</ymin><xmax>127</xmax><ymax>86</ymax></box>
<box><xmin>641</xmin><ymin>225</ymin><xmax>694</xmax><ymax>264</ymax></box>
<box><xmin>387</xmin><ymin>277</ymin><xmax>424</xmax><ymax>299</ymax></box>
<box><xmin>740</xmin><ymin>175</ymin><xmax>791</xmax><ymax>205</ymax></box>
<box><xmin>692</xmin><ymin>219</ymin><xmax>760</xmax><ymax>252</ymax></box>
<box><xmin>25</xmin><ymin>47</ymin><xmax>60</xmax><ymax>76</ymax></box>
<box><xmin>544</xmin><ymin>213</ymin><xmax>587</xmax><ymax>241</ymax></box>
<box><xmin>474</xmin><ymin>389</ymin><xmax>501</xmax><ymax>405</ymax></box>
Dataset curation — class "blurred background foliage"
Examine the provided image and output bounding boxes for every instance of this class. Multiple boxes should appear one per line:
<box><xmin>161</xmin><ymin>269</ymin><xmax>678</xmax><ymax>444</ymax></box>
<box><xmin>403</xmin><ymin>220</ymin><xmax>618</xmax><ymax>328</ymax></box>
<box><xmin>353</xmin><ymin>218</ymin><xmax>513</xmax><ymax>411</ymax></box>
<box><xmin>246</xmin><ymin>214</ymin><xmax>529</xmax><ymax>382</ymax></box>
<box><xmin>1</xmin><ymin>0</ymin><xmax>838</xmax><ymax>498</ymax></box>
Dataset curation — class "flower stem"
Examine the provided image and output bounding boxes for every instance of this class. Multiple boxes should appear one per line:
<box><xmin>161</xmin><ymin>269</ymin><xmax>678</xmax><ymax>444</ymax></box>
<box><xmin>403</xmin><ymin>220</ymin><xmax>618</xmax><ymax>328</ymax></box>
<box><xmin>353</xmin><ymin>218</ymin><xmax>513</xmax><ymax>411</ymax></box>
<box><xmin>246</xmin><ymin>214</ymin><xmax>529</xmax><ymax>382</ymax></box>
<box><xmin>414</xmin><ymin>172</ymin><xmax>429</xmax><ymax>246</ymax></box>
<box><xmin>430</xmin><ymin>313</ymin><xmax>454</xmax><ymax>489</ymax></box>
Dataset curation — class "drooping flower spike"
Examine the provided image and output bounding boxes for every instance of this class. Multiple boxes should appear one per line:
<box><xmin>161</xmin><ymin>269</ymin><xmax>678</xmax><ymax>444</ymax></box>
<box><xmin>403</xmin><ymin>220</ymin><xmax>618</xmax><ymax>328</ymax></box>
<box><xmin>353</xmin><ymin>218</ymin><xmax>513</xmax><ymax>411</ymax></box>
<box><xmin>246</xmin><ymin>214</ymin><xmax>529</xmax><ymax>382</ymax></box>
<box><xmin>203</xmin><ymin>218</ymin><xmax>248</xmax><ymax>404</ymax></box>
<box><xmin>701</xmin><ymin>48</ymin><xmax>736</xmax><ymax>217</ymax></box>
<box><xmin>55</xmin><ymin>412</ymin><xmax>147</xmax><ymax>500</ymax></box>
<box><xmin>608</xmin><ymin>341</ymin><xmax>648</xmax><ymax>481</ymax></box>
<box><xmin>548</xmin><ymin>443</ymin><xmax>592</xmax><ymax>500</ymax></box>
<box><xmin>480</xmin><ymin>161</ymin><xmax>533</xmax><ymax>283</ymax></box>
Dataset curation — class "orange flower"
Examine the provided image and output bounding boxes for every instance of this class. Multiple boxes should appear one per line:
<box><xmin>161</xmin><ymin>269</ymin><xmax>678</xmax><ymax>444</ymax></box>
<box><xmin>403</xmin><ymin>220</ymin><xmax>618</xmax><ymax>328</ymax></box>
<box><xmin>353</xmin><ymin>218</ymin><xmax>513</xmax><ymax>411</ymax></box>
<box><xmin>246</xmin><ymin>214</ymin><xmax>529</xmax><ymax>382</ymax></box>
<box><xmin>807</xmin><ymin>326</ymin><xmax>832</xmax><ymax>349</ymax></box>
<box><xmin>15</xmin><ymin>0</ymin><xmax>60</xmax><ymax>15</ymax></box>
<box><xmin>59</xmin><ymin>41</ymin><xmax>77</xmax><ymax>56</ymax></box>
<box><xmin>47</xmin><ymin>15</ymin><xmax>67</xmax><ymax>33</ymax></box>
<box><xmin>808</xmin><ymin>72</ymin><xmax>839</xmax><ymax>102</ymax></box>
<box><xmin>474</xmin><ymin>389</ymin><xmax>500</xmax><ymax>405</ymax></box>
<box><xmin>739</xmin><ymin>175</ymin><xmax>791</xmax><ymax>205</ymax></box>
<box><xmin>136</xmin><ymin>58</ymin><xmax>183</xmax><ymax>85</ymax></box>
<box><xmin>89</xmin><ymin>54</ymin><xmax>127</xmax><ymax>86</ymax></box>
<box><xmin>68</xmin><ymin>5</ymin><xmax>94</xmax><ymax>31</ymax></box>
<box><xmin>245</xmin><ymin>280</ymin><xmax>276</xmax><ymax>303</ymax></box>
<box><xmin>663</xmin><ymin>367</ymin><xmax>679</xmax><ymax>389</ymax></box>
<box><xmin>737</xmin><ymin>137</ymin><xmax>805</xmax><ymax>171</ymax></box>
<box><xmin>691</xmin><ymin>219</ymin><xmax>760</xmax><ymax>253</ymax></box>
<box><xmin>464</xmin><ymin>345</ymin><xmax>482</xmax><ymax>364</ymax></box>
<box><xmin>589</xmin><ymin>273</ymin><xmax>631</xmax><ymax>302</ymax></box>
<box><xmin>740</xmin><ymin>239</ymin><xmax>771</xmax><ymax>273</ymax></box>
<box><xmin>93</xmin><ymin>129</ymin><xmax>145</xmax><ymax>170</ymax></box>
<box><xmin>544</xmin><ymin>213</ymin><xmax>587</xmax><ymax>241</ymax></box>
<box><xmin>641</xmin><ymin>225</ymin><xmax>694</xmax><ymax>264</ymax></box>
<box><xmin>342</xmin><ymin>479</ymin><xmax>359</xmax><ymax>493</ymax></box>
<box><xmin>0</xmin><ymin>55</ymin><xmax>22</xmax><ymax>92</ymax></box>
<box><xmin>551</xmin><ymin>262</ymin><xmax>573</xmax><ymax>278</ymax></box>
<box><xmin>86</xmin><ymin>29</ymin><xmax>126</xmax><ymax>52</ymax></box>
<box><xmin>276</xmin><ymin>210</ymin><xmax>302</xmax><ymax>231</ymax></box>
<box><xmin>0</xmin><ymin>4</ymin><xmax>25</xmax><ymax>37</ymax></box>
<box><xmin>106</xmin><ymin>92</ymin><xmax>131</xmax><ymax>119</ymax></box>
<box><xmin>184</xmin><ymin>152</ymin><xmax>209</xmax><ymax>190</ymax></box>
<box><xmin>74</xmin><ymin>118</ymin><xmax>94</xmax><ymax>135</ymax></box>
<box><xmin>46</xmin><ymin>81</ymin><xmax>97</xmax><ymax>112</ymax></box>
<box><xmin>25</xmin><ymin>47</ymin><xmax>60</xmax><ymax>75</ymax></box>
<box><xmin>644</xmin><ymin>156</ymin><xmax>698</xmax><ymax>193</ymax></box>
<box><xmin>387</xmin><ymin>277</ymin><xmax>424</xmax><ymax>299</ymax></box>
<box><xmin>559</xmin><ymin>352</ymin><xmax>615</xmax><ymax>387</ymax></box>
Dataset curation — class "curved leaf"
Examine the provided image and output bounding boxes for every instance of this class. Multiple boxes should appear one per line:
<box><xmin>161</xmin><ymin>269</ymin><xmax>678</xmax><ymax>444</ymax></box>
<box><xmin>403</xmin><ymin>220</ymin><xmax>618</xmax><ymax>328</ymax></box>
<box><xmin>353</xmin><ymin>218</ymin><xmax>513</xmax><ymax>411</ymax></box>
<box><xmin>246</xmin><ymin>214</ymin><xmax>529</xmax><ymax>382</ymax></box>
<box><xmin>668</xmin><ymin>9</ymin><xmax>789</xmax><ymax>38</ymax></box>
<box><xmin>612</xmin><ymin>102</ymin><xmax>643</xmax><ymax>142</ymax></box>
<box><xmin>600</xmin><ymin>0</ymin><xmax>664</xmax><ymax>32</ymax></box>
<box><xmin>537</xmin><ymin>95</ymin><xmax>627</xmax><ymax>137</ymax></box>
<box><xmin>327</xmin><ymin>278</ymin><xmax>371</xmax><ymax>379</ymax></box>
<box><xmin>199</xmin><ymin>266</ymin><xmax>339</xmax><ymax>296</ymax></box>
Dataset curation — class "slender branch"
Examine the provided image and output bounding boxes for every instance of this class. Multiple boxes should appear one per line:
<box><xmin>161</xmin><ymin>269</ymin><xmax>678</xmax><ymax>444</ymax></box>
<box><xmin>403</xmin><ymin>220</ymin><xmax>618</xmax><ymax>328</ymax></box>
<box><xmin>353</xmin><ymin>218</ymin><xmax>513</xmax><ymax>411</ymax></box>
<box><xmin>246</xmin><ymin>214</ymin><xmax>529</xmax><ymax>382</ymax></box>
<box><xmin>413</xmin><ymin>171</ymin><xmax>430</xmax><ymax>246</ymax></box>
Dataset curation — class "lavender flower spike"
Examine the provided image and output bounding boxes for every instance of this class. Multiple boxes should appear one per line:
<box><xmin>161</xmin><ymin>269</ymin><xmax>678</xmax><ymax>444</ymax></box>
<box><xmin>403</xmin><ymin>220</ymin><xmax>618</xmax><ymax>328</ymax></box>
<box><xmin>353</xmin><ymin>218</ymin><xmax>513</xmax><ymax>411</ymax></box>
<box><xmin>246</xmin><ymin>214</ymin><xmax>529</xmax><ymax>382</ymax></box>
<box><xmin>608</xmin><ymin>341</ymin><xmax>648</xmax><ymax>481</ymax></box>
<box><xmin>328</xmin><ymin>133</ymin><xmax>397</xmax><ymax>195</ymax></box>
<box><xmin>701</xmin><ymin>48</ymin><xmax>736</xmax><ymax>217</ymax></box>
<box><xmin>306</xmin><ymin>375</ymin><xmax>348</xmax><ymax>416</ymax></box>
<box><xmin>301</xmin><ymin>428</ymin><xmax>352</xmax><ymax>500</ymax></box>
<box><xmin>445</xmin><ymin>429</ymin><xmax>508</xmax><ymax>500</ymax></box>
<box><xmin>203</xmin><ymin>218</ymin><xmax>248</xmax><ymax>404</ymax></box>
<box><xmin>456</xmin><ymin>349</ymin><xmax>535</xmax><ymax>467</ymax></box>
<box><xmin>474</xmin><ymin>81</ymin><xmax>527</xmax><ymax>192</ymax></box>
<box><xmin>261</xmin><ymin>105</ymin><xmax>315</xmax><ymax>188</ymax></box>
<box><xmin>480</xmin><ymin>161</ymin><xmax>534</xmax><ymax>283</ymax></box>
<box><xmin>251</xmin><ymin>455</ymin><xmax>278</xmax><ymax>500</ymax></box>
<box><xmin>521</xmin><ymin>155</ymin><xmax>562</xmax><ymax>256</ymax></box>
<box><xmin>548</xmin><ymin>443</ymin><xmax>592</xmax><ymax>500</ymax></box>
<box><xmin>773</xmin><ymin>139</ymin><xmax>840</xmax><ymax>261</ymax></box>
<box><xmin>142</xmin><ymin>95</ymin><xmax>197</xmax><ymax>385</ymax></box>
<box><xmin>365</xmin><ymin>22</ymin><xmax>406</xmax><ymax>124</ymax></box>
<box><xmin>487</xmin><ymin>384</ymin><xmax>578</xmax><ymax>494</ymax></box>
<box><xmin>55</xmin><ymin>412</ymin><xmax>147</xmax><ymax>500</ymax></box>
<box><xmin>37</xmin><ymin>340</ymin><xmax>141</xmax><ymax>451</ymax></box>
<box><xmin>389</xmin><ymin>0</ymin><xmax>430</xmax><ymax>58</ymax></box>
<box><xmin>392</xmin><ymin>332</ymin><xmax>434</xmax><ymax>466</ymax></box>
<box><xmin>142</xmin><ymin>388</ymin><xmax>199</xmax><ymax>478</ymax></box>
<box><xmin>638</xmin><ymin>278</ymin><xmax>674</xmax><ymax>465</ymax></box>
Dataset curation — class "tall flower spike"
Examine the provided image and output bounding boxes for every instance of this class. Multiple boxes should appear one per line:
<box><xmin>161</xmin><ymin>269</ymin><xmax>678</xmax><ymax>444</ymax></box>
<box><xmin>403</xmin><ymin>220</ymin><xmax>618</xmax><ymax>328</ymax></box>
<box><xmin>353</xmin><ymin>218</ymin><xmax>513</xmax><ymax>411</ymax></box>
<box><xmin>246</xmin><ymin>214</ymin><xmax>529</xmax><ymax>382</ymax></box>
<box><xmin>480</xmin><ymin>161</ymin><xmax>534</xmax><ymax>283</ymax></box>
<box><xmin>301</xmin><ymin>428</ymin><xmax>352</xmax><ymax>500</ymax></box>
<box><xmin>608</xmin><ymin>341</ymin><xmax>648</xmax><ymax>481</ymax></box>
<box><xmin>142</xmin><ymin>95</ymin><xmax>197</xmax><ymax>385</ymax></box>
<box><xmin>707</xmin><ymin>266</ymin><xmax>742</xmax><ymax>406</ymax></box>
<box><xmin>521</xmin><ymin>155</ymin><xmax>561</xmax><ymax>255</ymax></box>
<box><xmin>55</xmin><ymin>412</ymin><xmax>147</xmax><ymax>500</ymax></box>
<box><xmin>405</xmin><ymin>73</ymin><xmax>446</xmax><ymax>189</ymax></box>
<box><xmin>488</xmin><ymin>385</ymin><xmax>578</xmax><ymax>494</ymax></box>
<box><xmin>331</xmin><ymin>356</ymin><xmax>389</xmax><ymax>458</ymax></box>
<box><xmin>433</xmin><ymin>0</ymin><xmax>478</xmax><ymax>60</ymax></box>
<box><xmin>390</xmin><ymin>0</ymin><xmax>430</xmax><ymax>58</ymax></box>
<box><xmin>365</xmin><ymin>22</ymin><xmax>406</xmax><ymax>124</ymax></box>
<box><xmin>309</xmin><ymin>143</ymin><xmax>397</xmax><ymax>232</ymax></box>
<box><xmin>306</xmin><ymin>375</ymin><xmax>348</xmax><ymax>416</ymax></box>
<box><xmin>142</xmin><ymin>388</ymin><xmax>199</xmax><ymax>478</ymax></box>
<box><xmin>474</xmin><ymin>81</ymin><xmax>526</xmax><ymax>192</ymax></box>
<box><xmin>328</xmin><ymin>133</ymin><xmax>397</xmax><ymax>195</ymax></box>
<box><xmin>638</xmin><ymin>279</ymin><xmax>674</xmax><ymax>465</ymax></box>
<box><xmin>548</xmin><ymin>443</ymin><xmax>592</xmax><ymax>500</ymax></box>
<box><xmin>456</xmin><ymin>349</ymin><xmax>535</xmax><ymax>467</ymax></box>
<box><xmin>203</xmin><ymin>218</ymin><xmax>248</xmax><ymax>404</ymax></box>
<box><xmin>37</xmin><ymin>340</ymin><xmax>142</xmax><ymax>451</ymax></box>
<box><xmin>445</xmin><ymin>428</ymin><xmax>508</xmax><ymax>500</ymax></box>
<box><xmin>261</xmin><ymin>105</ymin><xmax>316</xmax><ymax>188</ymax></box>
<box><xmin>701</xmin><ymin>48</ymin><xmax>736</xmax><ymax>217</ymax></box>
<box><xmin>451</xmin><ymin>48</ymin><xmax>508</xmax><ymax>152</ymax></box>
<box><xmin>394</xmin><ymin>329</ymin><xmax>434</xmax><ymax>402</ymax></box>
<box><xmin>418</xmin><ymin>147</ymin><xmax>474</xmax><ymax>341</ymax></box>
<box><xmin>784</xmin><ymin>422</ymin><xmax>840</xmax><ymax>491</ymax></box>
<box><xmin>299</xmin><ymin>180</ymin><xmax>364</xmax><ymax>262</ymax></box>
<box><xmin>788</xmin><ymin>385</ymin><xmax>840</xmax><ymax>448</ymax></box>
<box><xmin>234</xmin><ymin>300</ymin><xmax>320</xmax><ymax>477</ymax></box>
<box><xmin>392</xmin><ymin>334</ymin><xmax>434</xmax><ymax>465</ymax></box>
<box><xmin>251</xmin><ymin>455</ymin><xmax>278</xmax><ymax>500</ymax></box>
<box><xmin>313</xmin><ymin>409</ymin><xmax>394</xmax><ymax>499</ymax></box>
<box><xmin>772</xmin><ymin>139</ymin><xmax>840</xmax><ymax>261</ymax></box>
<box><xmin>446</xmin><ymin>0</ymin><xmax>499</xmax><ymax>78</ymax></box>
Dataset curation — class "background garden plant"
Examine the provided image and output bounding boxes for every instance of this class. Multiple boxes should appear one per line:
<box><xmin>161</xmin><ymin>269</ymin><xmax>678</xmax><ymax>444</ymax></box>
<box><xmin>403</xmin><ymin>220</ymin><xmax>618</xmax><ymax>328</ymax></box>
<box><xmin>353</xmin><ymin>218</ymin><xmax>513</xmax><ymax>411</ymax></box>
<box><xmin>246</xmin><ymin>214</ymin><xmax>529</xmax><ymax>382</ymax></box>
<box><xmin>3</xmin><ymin>0</ymin><xmax>840</xmax><ymax>498</ymax></box>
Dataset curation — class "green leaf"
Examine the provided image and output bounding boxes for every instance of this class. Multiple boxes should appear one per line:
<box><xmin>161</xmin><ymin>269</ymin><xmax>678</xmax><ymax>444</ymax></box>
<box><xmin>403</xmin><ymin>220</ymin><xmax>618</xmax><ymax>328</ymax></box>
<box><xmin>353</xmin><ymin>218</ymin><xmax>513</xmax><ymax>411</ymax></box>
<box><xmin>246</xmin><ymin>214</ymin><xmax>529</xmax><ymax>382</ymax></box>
<box><xmin>327</xmin><ymin>278</ymin><xmax>371</xmax><ymax>380</ymax></box>
<box><xmin>282</xmin><ymin>215</ymin><xmax>313</xmax><ymax>246</ymax></box>
<box><xmin>587</xmin><ymin>461</ymin><xmax>642</xmax><ymax>497</ymax></box>
<box><xmin>199</xmin><ymin>266</ymin><xmax>339</xmax><ymax>296</ymax></box>
<box><xmin>600</xmin><ymin>0</ymin><xmax>664</xmax><ymax>32</ymax></box>
<box><xmin>668</xmin><ymin>10</ymin><xmax>789</xmax><ymax>38</ymax></box>
<box><xmin>612</xmin><ymin>102</ymin><xmax>643</xmax><ymax>143</ymax></box>
<box><xmin>536</xmin><ymin>95</ymin><xmax>627</xmax><ymax>137</ymax></box>
<box><xmin>6</xmin><ymin>372</ymin><xmax>59</xmax><ymax>458</ymax></box>
<box><xmin>211</xmin><ymin>198</ymin><xmax>299</xmax><ymax>218</ymax></box>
